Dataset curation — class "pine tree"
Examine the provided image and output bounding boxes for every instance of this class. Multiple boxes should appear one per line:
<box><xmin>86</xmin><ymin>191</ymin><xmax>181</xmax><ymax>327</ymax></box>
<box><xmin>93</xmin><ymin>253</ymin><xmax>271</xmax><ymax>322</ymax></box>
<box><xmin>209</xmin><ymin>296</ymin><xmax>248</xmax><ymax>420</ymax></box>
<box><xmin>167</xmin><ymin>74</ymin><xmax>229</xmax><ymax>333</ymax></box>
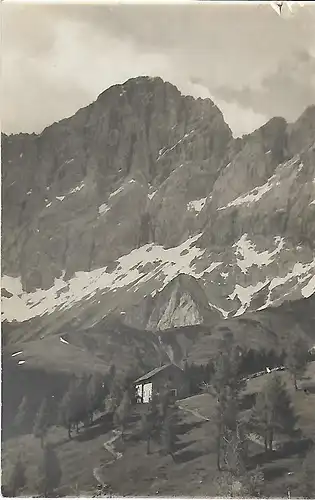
<box><xmin>14</xmin><ymin>396</ymin><xmax>28</xmax><ymax>432</ymax></box>
<box><xmin>7</xmin><ymin>454</ymin><xmax>26</xmax><ymax>496</ymax></box>
<box><xmin>234</xmin><ymin>420</ymin><xmax>249</xmax><ymax>474</ymax></box>
<box><xmin>47</xmin><ymin>395</ymin><xmax>59</xmax><ymax>428</ymax></box>
<box><xmin>161</xmin><ymin>404</ymin><xmax>178</xmax><ymax>460</ymax></box>
<box><xmin>72</xmin><ymin>375</ymin><xmax>90</xmax><ymax>429</ymax></box>
<box><xmin>298</xmin><ymin>447</ymin><xmax>315</xmax><ymax>498</ymax></box>
<box><xmin>58</xmin><ymin>388</ymin><xmax>75</xmax><ymax>439</ymax></box>
<box><xmin>142</xmin><ymin>393</ymin><xmax>160</xmax><ymax>454</ymax></box>
<box><xmin>214</xmin><ymin>386</ymin><xmax>239</xmax><ymax>471</ymax></box>
<box><xmin>212</xmin><ymin>334</ymin><xmax>245</xmax><ymax>471</ymax></box>
<box><xmin>107</xmin><ymin>375</ymin><xmax>123</xmax><ymax>414</ymax></box>
<box><xmin>285</xmin><ymin>336</ymin><xmax>309</xmax><ymax>390</ymax></box>
<box><xmin>114</xmin><ymin>391</ymin><xmax>131</xmax><ymax>439</ymax></box>
<box><xmin>59</xmin><ymin>375</ymin><xmax>90</xmax><ymax>436</ymax></box>
<box><xmin>37</xmin><ymin>444</ymin><xmax>62</xmax><ymax>497</ymax></box>
<box><xmin>212</xmin><ymin>336</ymin><xmax>244</xmax><ymax>398</ymax></box>
<box><xmin>87</xmin><ymin>373</ymin><xmax>106</xmax><ymax>423</ymax></box>
<box><xmin>33</xmin><ymin>398</ymin><xmax>50</xmax><ymax>448</ymax></box>
<box><xmin>159</xmin><ymin>381</ymin><xmax>173</xmax><ymax>421</ymax></box>
<box><xmin>250</xmin><ymin>374</ymin><xmax>297</xmax><ymax>452</ymax></box>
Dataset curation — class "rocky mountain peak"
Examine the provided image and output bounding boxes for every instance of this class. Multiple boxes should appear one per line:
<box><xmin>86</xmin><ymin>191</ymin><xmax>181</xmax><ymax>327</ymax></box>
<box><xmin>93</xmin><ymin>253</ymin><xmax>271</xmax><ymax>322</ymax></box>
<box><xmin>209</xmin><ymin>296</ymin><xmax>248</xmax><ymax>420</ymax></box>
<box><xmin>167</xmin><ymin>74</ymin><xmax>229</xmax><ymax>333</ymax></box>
<box><xmin>287</xmin><ymin>105</ymin><xmax>315</xmax><ymax>157</ymax></box>
<box><xmin>1</xmin><ymin>77</ymin><xmax>232</xmax><ymax>293</ymax></box>
<box><xmin>1</xmin><ymin>77</ymin><xmax>315</xmax><ymax>342</ymax></box>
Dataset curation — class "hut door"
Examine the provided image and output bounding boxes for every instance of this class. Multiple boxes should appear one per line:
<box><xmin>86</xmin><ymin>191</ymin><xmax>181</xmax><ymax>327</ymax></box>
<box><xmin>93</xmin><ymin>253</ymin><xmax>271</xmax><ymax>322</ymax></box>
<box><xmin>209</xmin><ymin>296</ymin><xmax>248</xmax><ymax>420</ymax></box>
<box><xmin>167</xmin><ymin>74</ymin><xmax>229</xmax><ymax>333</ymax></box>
<box><xmin>143</xmin><ymin>382</ymin><xmax>153</xmax><ymax>403</ymax></box>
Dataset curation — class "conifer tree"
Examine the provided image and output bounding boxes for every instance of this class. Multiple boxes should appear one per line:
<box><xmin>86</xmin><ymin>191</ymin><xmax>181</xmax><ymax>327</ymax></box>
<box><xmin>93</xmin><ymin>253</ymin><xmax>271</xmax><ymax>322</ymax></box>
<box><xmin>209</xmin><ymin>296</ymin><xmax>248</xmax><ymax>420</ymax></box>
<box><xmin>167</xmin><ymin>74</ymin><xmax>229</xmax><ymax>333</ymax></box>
<box><xmin>37</xmin><ymin>444</ymin><xmax>62</xmax><ymax>497</ymax></box>
<box><xmin>142</xmin><ymin>393</ymin><xmax>160</xmax><ymax>454</ymax></box>
<box><xmin>161</xmin><ymin>404</ymin><xmax>178</xmax><ymax>460</ymax></box>
<box><xmin>285</xmin><ymin>336</ymin><xmax>309</xmax><ymax>390</ymax></box>
<box><xmin>87</xmin><ymin>373</ymin><xmax>105</xmax><ymax>424</ymax></box>
<box><xmin>7</xmin><ymin>454</ymin><xmax>26</xmax><ymax>496</ymax></box>
<box><xmin>14</xmin><ymin>396</ymin><xmax>28</xmax><ymax>432</ymax></box>
<box><xmin>212</xmin><ymin>333</ymin><xmax>244</xmax><ymax>471</ymax></box>
<box><xmin>298</xmin><ymin>447</ymin><xmax>315</xmax><ymax>498</ymax></box>
<box><xmin>114</xmin><ymin>391</ymin><xmax>131</xmax><ymax>439</ymax></box>
<box><xmin>33</xmin><ymin>398</ymin><xmax>50</xmax><ymax>448</ymax></box>
<box><xmin>250</xmin><ymin>374</ymin><xmax>297</xmax><ymax>451</ymax></box>
<box><xmin>58</xmin><ymin>388</ymin><xmax>75</xmax><ymax>439</ymax></box>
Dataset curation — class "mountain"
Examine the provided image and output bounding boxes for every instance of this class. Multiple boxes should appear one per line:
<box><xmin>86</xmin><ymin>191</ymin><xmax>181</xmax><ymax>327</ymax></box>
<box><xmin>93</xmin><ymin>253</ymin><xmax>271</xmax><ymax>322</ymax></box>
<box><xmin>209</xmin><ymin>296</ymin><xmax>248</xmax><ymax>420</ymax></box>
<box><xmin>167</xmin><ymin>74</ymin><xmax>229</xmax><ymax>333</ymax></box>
<box><xmin>1</xmin><ymin>76</ymin><xmax>315</xmax><ymax>359</ymax></box>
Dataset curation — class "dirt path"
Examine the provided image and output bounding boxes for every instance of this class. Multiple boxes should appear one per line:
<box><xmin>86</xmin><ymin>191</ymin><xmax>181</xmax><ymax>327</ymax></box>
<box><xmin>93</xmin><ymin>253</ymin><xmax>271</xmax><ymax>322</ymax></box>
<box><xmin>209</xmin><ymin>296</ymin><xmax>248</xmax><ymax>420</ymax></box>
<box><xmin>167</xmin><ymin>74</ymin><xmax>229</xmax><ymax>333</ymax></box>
<box><xmin>93</xmin><ymin>430</ymin><xmax>123</xmax><ymax>487</ymax></box>
<box><xmin>103</xmin><ymin>429</ymin><xmax>123</xmax><ymax>460</ymax></box>
<box><xmin>177</xmin><ymin>403</ymin><xmax>210</xmax><ymax>422</ymax></box>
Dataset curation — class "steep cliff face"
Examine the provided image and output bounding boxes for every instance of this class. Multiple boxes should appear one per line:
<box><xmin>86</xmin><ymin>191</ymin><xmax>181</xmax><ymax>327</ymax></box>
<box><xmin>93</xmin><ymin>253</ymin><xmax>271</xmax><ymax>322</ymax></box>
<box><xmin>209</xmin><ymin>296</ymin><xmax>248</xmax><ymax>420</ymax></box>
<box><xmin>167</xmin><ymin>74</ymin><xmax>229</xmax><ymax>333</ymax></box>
<box><xmin>1</xmin><ymin>76</ymin><xmax>315</xmax><ymax>343</ymax></box>
<box><xmin>122</xmin><ymin>274</ymin><xmax>221</xmax><ymax>331</ymax></box>
<box><xmin>2</xmin><ymin>76</ymin><xmax>231</xmax><ymax>292</ymax></box>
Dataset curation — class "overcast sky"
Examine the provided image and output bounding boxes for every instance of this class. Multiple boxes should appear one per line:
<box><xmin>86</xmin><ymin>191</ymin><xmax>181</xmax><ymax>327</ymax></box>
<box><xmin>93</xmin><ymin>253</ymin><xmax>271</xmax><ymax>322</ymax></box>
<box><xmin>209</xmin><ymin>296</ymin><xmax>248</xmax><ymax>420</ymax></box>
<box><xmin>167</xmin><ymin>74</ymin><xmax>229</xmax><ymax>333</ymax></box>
<box><xmin>2</xmin><ymin>2</ymin><xmax>315</xmax><ymax>137</ymax></box>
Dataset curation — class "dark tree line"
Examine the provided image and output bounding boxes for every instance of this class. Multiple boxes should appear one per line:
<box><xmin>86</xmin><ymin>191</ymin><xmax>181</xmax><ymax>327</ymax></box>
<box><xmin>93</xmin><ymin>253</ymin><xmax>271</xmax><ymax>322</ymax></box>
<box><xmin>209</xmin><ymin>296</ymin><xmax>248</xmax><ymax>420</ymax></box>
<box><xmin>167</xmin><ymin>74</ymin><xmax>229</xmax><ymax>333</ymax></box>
<box><xmin>13</xmin><ymin>366</ymin><xmax>121</xmax><ymax>445</ymax></box>
<box><xmin>58</xmin><ymin>372</ymin><xmax>108</xmax><ymax>439</ymax></box>
<box><xmin>183</xmin><ymin>361</ymin><xmax>214</xmax><ymax>395</ymax></box>
<box><xmin>238</xmin><ymin>347</ymin><xmax>286</xmax><ymax>377</ymax></box>
<box><xmin>183</xmin><ymin>337</ymin><xmax>311</xmax><ymax>399</ymax></box>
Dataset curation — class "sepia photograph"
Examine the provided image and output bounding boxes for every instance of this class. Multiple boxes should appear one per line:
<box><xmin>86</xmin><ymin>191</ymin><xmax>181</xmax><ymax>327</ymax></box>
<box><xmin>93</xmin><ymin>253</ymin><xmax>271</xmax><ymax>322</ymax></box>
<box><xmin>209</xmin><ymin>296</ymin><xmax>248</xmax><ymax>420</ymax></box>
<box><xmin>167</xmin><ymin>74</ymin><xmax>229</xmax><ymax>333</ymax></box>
<box><xmin>1</xmin><ymin>0</ymin><xmax>315</xmax><ymax>497</ymax></box>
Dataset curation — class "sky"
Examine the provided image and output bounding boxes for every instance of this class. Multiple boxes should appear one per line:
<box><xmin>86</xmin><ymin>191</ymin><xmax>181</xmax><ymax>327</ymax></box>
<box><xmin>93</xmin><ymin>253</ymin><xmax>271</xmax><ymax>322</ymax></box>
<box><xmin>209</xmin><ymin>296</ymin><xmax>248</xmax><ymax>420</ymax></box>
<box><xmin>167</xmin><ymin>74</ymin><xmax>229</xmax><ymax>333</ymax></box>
<box><xmin>2</xmin><ymin>1</ymin><xmax>315</xmax><ymax>138</ymax></box>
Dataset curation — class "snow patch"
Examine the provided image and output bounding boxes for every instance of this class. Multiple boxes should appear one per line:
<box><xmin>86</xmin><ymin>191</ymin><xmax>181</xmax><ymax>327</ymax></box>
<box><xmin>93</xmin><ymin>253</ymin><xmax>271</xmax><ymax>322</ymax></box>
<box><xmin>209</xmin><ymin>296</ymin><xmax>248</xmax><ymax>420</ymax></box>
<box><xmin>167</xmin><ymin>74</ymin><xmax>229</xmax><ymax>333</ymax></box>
<box><xmin>60</xmin><ymin>336</ymin><xmax>69</xmax><ymax>345</ymax></box>
<box><xmin>1</xmin><ymin>234</ymin><xmax>214</xmax><ymax>323</ymax></box>
<box><xmin>208</xmin><ymin>301</ymin><xmax>229</xmax><ymax>319</ymax></box>
<box><xmin>68</xmin><ymin>182</ymin><xmax>85</xmax><ymax>195</ymax></box>
<box><xmin>12</xmin><ymin>351</ymin><xmax>23</xmax><ymax>357</ymax></box>
<box><xmin>46</xmin><ymin>202</ymin><xmax>52</xmax><ymax>208</ymax></box>
<box><xmin>148</xmin><ymin>191</ymin><xmax>157</xmax><ymax>200</ymax></box>
<box><xmin>98</xmin><ymin>203</ymin><xmax>110</xmax><ymax>216</ymax></box>
<box><xmin>109</xmin><ymin>186</ymin><xmax>124</xmax><ymax>199</ymax></box>
<box><xmin>187</xmin><ymin>198</ymin><xmax>207</xmax><ymax>213</ymax></box>
<box><xmin>230</xmin><ymin>280</ymin><xmax>269</xmax><ymax>316</ymax></box>
<box><xmin>218</xmin><ymin>176</ymin><xmax>275</xmax><ymax>210</ymax></box>
<box><xmin>157</xmin><ymin>130</ymin><xmax>195</xmax><ymax>161</ymax></box>
<box><xmin>234</xmin><ymin>234</ymin><xmax>285</xmax><ymax>274</ymax></box>
<box><xmin>259</xmin><ymin>258</ymin><xmax>315</xmax><ymax>309</ymax></box>
<box><xmin>301</xmin><ymin>274</ymin><xmax>315</xmax><ymax>298</ymax></box>
<box><xmin>56</xmin><ymin>196</ymin><xmax>65</xmax><ymax>202</ymax></box>
<box><xmin>18</xmin><ymin>360</ymin><xmax>26</xmax><ymax>365</ymax></box>
<box><xmin>27</xmin><ymin>190</ymin><xmax>32</xmax><ymax>195</ymax></box>
<box><xmin>194</xmin><ymin>262</ymin><xmax>222</xmax><ymax>279</ymax></box>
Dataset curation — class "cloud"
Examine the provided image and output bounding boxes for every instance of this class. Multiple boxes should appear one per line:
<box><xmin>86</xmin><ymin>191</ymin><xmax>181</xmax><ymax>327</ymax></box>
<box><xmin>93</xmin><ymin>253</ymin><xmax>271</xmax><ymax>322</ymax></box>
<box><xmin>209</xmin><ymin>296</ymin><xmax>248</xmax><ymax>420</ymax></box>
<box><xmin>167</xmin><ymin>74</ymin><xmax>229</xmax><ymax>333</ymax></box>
<box><xmin>2</xmin><ymin>3</ymin><xmax>315</xmax><ymax>137</ymax></box>
<box><xmin>214</xmin><ymin>50</ymin><xmax>315</xmax><ymax>122</ymax></box>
